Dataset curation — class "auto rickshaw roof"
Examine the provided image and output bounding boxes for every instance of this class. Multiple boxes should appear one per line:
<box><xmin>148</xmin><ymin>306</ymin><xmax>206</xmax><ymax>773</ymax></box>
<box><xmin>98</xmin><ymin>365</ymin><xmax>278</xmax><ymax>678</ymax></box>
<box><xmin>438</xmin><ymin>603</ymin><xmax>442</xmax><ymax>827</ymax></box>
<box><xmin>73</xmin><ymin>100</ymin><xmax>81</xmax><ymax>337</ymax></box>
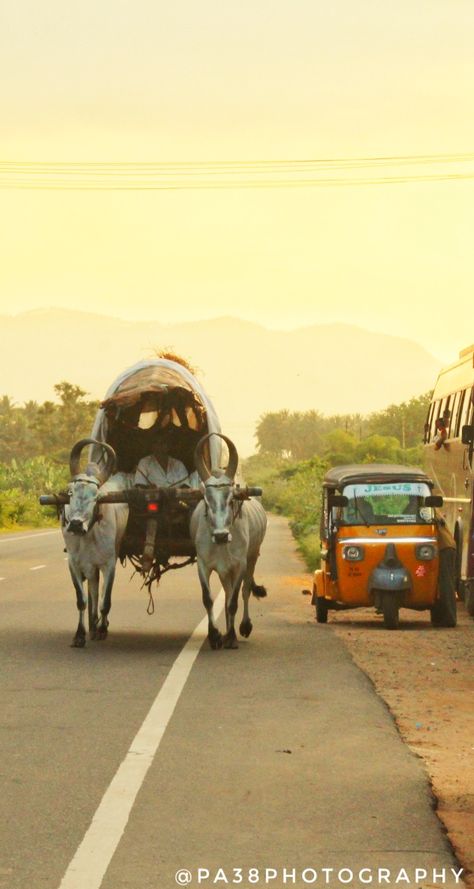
<box><xmin>323</xmin><ymin>463</ymin><xmax>433</xmax><ymax>490</ymax></box>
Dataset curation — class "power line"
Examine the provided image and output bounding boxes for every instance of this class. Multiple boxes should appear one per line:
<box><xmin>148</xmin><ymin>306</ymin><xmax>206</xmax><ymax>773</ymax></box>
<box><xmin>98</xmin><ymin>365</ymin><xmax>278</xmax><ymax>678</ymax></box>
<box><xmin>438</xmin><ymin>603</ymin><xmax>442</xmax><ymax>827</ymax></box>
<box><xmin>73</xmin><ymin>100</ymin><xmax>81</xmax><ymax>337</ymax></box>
<box><xmin>2</xmin><ymin>151</ymin><xmax>474</xmax><ymax>168</ymax></box>
<box><xmin>1</xmin><ymin>152</ymin><xmax>474</xmax><ymax>190</ymax></box>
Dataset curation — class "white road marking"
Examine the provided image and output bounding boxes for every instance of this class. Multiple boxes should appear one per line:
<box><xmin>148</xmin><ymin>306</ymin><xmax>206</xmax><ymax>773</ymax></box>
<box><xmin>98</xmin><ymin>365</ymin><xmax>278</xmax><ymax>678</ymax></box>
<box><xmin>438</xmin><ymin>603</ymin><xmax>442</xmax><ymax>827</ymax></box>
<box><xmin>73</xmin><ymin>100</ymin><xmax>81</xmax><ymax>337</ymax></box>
<box><xmin>30</xmin><ymin>564</ymin><xmax>46</xmax><ymax>571</ymax></box>
<box><xmin>0</xmin><ymin>530</ymin><xmax>59</xmax><ymax>544</ymax></box>
<box><xmin>0</xmin><ymin>577</ymin><xmax>5</xmax><ymax>582</ymax></box>
<box><xmin>58</xmin><ymin>589</ymin><xmax>225</xmax><ymax>889</ymax></box>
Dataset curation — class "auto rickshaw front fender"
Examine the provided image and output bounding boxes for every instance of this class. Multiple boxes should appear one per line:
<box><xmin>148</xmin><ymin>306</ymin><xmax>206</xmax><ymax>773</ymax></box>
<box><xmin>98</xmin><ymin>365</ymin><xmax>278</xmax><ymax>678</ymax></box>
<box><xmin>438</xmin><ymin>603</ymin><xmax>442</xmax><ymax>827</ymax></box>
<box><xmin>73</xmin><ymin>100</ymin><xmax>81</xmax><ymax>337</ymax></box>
<box><xmin>311</xmin><ymin>569</ymin><xmax>325</xmax><ymax>605</ymax></box>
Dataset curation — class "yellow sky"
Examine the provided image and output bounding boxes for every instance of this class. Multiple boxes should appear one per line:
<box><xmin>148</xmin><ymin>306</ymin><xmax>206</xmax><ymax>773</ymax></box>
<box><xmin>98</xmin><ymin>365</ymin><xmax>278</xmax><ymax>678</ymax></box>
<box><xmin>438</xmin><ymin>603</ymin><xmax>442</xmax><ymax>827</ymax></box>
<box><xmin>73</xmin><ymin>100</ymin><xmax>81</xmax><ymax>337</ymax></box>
<box><xmin>1</xmin><ymin>0</ymin><xmax>474</xmax><ymax>363</ymax></box>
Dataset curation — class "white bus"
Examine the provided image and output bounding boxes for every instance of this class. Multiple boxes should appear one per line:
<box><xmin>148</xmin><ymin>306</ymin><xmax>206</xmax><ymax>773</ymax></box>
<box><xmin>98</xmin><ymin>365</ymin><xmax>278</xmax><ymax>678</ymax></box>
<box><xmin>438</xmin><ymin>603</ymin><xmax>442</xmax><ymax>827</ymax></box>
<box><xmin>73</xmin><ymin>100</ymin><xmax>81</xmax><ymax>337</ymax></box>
<box><xmin>424</xmin><ymin>344</ymin><xmax>474</xmax><ymax>613</ymax></box>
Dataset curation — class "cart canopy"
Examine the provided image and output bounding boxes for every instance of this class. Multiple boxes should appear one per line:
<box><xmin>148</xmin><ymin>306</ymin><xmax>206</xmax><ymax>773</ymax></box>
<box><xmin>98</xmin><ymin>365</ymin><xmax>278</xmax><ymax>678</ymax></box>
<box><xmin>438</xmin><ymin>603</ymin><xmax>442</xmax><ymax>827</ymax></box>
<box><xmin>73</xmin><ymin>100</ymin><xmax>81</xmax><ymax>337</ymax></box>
<box><xmin>90</xmin><ymin>358</ymin><xmax>221</xmax><ymax>474</ymax></box>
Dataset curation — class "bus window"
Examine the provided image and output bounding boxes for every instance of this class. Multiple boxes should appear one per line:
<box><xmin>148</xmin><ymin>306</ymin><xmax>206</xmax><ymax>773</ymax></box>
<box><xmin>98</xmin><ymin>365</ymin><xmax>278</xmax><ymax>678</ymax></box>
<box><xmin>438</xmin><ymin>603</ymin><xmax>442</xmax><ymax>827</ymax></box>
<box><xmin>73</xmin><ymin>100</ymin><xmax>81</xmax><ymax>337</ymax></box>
<box><xmin>466</xmin><ymin>388</ymin><xmax>474</xmax><ymax>426</ymax></box>
<box><xmin>430</xmin><ymin>400</ymin><xmax>441</xmax><ymax>440</ymax></box>
<box><xmin>424</xmin><ymin>401</ymin><xmax>435</xmax><ymax>443</ymax></box>
<box><xmin>453</xmin><ymin>389</ymin><xmax>465</xmax><ymax>438</ymax></box>
<box><xmin>460</xmin><ymin>387</ymin><xmax>473</xmax><ymax>428</ymax></box>
<box><xmin>441</xmin><ymin>395</ymin><xmax>453</xmax><ymax>438</ymax></box>
<box><xmin>450</xmin><ymin>390</ymin><xmax>462</xmax><ymax>438</ymax></box>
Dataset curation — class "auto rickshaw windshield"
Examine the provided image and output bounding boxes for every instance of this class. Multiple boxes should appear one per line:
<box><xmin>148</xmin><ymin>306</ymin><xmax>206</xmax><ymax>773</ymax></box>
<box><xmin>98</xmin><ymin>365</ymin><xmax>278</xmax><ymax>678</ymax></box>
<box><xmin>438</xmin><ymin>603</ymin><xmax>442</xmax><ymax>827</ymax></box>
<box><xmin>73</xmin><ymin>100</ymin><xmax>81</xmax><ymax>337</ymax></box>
<box><xmin>338</xmin><ymin>481</ymin><xmax>433</xmax><ymax>526</ymax></box>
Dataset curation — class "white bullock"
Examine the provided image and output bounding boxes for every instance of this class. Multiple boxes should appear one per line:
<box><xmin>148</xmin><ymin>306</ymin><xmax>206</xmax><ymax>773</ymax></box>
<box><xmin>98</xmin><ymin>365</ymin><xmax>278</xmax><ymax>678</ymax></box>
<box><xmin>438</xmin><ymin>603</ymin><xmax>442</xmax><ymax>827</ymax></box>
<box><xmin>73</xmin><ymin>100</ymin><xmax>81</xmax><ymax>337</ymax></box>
<box><xmin>190</xmin><ymin>434</ymin><xmax>267</xmax><ymax>649</ymax></box>
<box><xmin>62</xmin><ymin>438</ymin><xmax>132</xmax><ymax>647</ymax></box>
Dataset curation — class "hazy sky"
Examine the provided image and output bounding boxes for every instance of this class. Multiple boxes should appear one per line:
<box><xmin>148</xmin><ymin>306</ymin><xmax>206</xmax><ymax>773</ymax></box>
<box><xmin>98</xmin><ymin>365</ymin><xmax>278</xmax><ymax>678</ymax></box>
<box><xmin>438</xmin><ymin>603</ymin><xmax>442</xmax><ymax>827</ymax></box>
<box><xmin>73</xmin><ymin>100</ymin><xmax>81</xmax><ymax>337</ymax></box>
<box><xmin>1</xmin><ymin>0</ymin><xmax>474</xmax><ymax>363</ymax></box>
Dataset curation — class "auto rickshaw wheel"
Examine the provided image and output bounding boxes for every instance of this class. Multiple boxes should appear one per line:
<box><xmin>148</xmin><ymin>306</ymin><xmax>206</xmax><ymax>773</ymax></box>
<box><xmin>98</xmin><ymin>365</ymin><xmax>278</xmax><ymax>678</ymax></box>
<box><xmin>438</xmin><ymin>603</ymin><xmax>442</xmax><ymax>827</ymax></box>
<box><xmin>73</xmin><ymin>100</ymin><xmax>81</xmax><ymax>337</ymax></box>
<box><xmin>316</xmin><ymin>597</ymin><xmax>328</xmax><ymax>624</ymax></box>
<box><xmin>430</xmin><ymin>549</ymin><xmax>457</xmax><ymax>627</ymax></box>
<box><xmin>380</xmin><ymin>592</ymin><xmax>399</xmax><ymax>630</ymax></box>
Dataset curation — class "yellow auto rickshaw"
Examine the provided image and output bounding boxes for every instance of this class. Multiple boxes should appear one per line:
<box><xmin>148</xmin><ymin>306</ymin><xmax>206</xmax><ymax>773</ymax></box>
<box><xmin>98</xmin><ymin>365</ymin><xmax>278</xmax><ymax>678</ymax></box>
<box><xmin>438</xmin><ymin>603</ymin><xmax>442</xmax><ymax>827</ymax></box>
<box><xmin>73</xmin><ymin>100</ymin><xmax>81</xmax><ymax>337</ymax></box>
<box><xmin>312</xmin><ymin>464</ymin><xmax>457</xmax><ymax>629</ymax></box>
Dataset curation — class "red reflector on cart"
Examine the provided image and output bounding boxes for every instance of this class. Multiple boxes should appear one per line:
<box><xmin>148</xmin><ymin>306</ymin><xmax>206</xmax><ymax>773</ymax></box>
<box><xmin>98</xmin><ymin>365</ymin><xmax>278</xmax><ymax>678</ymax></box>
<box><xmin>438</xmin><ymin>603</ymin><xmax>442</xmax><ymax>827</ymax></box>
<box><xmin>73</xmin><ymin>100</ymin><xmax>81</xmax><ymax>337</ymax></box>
<box><xmin>147</xmin><ymin>502</ymin><xmax>159</xmax><ymax>513</ymax></box>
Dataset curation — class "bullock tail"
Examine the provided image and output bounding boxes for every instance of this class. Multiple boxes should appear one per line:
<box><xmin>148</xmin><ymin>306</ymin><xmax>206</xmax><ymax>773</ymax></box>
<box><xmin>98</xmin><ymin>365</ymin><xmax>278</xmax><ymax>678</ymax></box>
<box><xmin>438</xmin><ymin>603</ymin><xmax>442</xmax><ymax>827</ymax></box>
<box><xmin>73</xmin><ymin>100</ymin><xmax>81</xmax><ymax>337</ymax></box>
<box><xmin>251</xmin><ymin>579</ymin><xmax>267</xmax><ymax>598</ymax></box>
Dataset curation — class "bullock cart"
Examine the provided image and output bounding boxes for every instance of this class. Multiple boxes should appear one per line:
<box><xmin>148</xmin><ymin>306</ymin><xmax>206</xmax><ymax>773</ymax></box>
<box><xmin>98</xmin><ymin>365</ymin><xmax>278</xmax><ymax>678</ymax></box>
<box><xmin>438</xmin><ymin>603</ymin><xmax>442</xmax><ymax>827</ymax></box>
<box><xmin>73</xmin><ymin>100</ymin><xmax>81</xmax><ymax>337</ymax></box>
<box><xmin>40</xmin><ymin>358</ymin><xmax>261</xmax><ymax>593</ymax></box>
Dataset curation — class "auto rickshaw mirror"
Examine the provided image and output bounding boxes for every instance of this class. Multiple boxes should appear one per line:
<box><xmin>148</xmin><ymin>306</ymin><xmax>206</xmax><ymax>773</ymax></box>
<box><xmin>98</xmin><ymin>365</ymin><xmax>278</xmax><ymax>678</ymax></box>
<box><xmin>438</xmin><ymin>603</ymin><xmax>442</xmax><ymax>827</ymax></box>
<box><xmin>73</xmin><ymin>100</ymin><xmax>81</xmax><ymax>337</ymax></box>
<box><xmin>461</xmin><ymin>424</ymin><xmax>474</xmax><ymax>445</ymax></box>
<box><xmin>424</xmin><ymin>495</ymin><xmax>443</xmax><ymax>508</ymax></box>
<box><xmin>328</xmin><ymin>494</ymin><xmax>348</xmax><ymax>508</ymax></box>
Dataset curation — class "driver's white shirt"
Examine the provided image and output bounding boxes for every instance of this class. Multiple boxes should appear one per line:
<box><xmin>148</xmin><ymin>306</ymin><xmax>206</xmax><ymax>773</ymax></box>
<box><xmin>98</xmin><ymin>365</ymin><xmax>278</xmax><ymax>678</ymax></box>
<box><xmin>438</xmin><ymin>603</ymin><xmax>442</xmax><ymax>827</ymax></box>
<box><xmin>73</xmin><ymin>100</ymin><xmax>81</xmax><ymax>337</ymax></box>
<box><xmin>134</xmin><ymin>455</ymin><xmax>198</xmax><ymax>487</ymax></box>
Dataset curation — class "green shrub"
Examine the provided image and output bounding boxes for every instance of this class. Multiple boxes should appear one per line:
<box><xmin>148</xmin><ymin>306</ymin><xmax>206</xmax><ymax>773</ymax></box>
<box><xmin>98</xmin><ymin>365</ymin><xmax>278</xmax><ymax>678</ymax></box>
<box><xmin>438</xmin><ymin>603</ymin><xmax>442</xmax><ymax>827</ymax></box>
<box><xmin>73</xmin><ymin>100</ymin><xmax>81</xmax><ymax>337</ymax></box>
<box><xmin>243</xmin><ymin>453</ymin><xmax>325</xmax><ymax>570</ymax></box>
<box><xmin>0</xmin><ymin>457</ymin><xmax>67</xmax><ymax>529</ymax></box>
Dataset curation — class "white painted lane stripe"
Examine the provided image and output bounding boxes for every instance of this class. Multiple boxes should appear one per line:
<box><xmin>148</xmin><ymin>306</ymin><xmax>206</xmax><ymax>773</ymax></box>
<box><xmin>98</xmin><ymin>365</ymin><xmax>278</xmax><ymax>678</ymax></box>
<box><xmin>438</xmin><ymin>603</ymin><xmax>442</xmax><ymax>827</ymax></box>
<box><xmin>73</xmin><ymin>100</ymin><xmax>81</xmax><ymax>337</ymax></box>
<box><xmin>30</xmin><ymin>564</ymin><xmax>46</xmax><ymax>571</ymax></box>
<box><xmin>58</xmin><ymin>589</ymin><xmax>225</xmax><ymax>889</ymax></box>
<box><xmin>0</xmin><ymin>530</ymin><xmax>59</xmax><ymax>544</ymax></box>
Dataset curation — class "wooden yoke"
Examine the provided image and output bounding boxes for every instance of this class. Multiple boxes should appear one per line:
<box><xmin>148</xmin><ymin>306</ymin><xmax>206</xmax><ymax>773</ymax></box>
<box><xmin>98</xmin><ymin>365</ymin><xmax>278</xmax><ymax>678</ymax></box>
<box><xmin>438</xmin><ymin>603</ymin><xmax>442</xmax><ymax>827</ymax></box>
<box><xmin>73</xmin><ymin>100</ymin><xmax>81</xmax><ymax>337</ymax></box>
<box><xmin>39</xmin><ymin>485</ymin><xmax>262</xmax><ymax>507</ymax></box>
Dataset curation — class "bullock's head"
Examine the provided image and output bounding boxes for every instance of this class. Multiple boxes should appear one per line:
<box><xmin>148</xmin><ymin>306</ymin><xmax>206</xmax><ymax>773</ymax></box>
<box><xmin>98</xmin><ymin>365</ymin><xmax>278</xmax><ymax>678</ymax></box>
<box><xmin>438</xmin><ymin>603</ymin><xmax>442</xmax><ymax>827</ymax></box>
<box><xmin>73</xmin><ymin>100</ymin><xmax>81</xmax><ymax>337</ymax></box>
<box><xmin>65</xmin><ymin>439</ymin><xmax>117</xmax><ymax>535</ymax></box>
<box><xmin>194</xmin><ymin>433</ymin><xmax>239</xmax><ymax>545</ymax></box>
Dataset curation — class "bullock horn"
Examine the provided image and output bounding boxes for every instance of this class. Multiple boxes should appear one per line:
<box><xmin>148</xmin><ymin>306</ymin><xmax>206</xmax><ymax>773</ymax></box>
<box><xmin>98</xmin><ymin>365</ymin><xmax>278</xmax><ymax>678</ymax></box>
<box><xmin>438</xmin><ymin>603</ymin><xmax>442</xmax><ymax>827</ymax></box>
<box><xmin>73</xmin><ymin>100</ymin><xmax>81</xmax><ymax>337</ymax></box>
<box><xmin>69</xmin><ymin>439</ymin><xmax>117</xmax><ymax>480</ymax></box>
<box><xmin>194</xmin><ymin>433</ymin><xmax>239</xmax><ymax>482</ymax></box>
<box><xmin>97</xmin><ymin>442</ymin><xmax>117</xmax><ymax>482</ymax></box>
<box><xmin>220</xmin><ymin>434</ymin><xmax>239</xmax><ymax>480</ymax></box>
<box><xmin>194</xmin><ymin>434</ymin><xmax>213</xmax><ymax>481</ymax></box>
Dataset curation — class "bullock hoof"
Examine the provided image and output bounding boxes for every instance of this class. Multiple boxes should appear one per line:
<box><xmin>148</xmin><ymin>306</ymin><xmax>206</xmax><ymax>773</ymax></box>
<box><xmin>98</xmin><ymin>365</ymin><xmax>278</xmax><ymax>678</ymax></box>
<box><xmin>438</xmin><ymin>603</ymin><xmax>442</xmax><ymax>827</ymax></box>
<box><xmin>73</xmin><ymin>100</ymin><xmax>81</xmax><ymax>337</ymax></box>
<box><xmin>96</xmin><ymin>626</ymin><xmax>108</xmax><ymax>641</ymax></box>
<box><xmin>208</xmin><ymin>628</ymin><xmax>223</xmax><ymax>650</ymax></box>
<box><xmin>71</xmin><ymin>634</ymin><xmax>86</xmax><ymax>648</ymax></box>
<box><xmin>239</xmin><ymin>618</ymin><xmax>253</xmax><ymax>638</ymax></box>
<box><xmin>223</xmin><ymin>631</ymin><xmax>238</xmax><ymax>650</ymax></box>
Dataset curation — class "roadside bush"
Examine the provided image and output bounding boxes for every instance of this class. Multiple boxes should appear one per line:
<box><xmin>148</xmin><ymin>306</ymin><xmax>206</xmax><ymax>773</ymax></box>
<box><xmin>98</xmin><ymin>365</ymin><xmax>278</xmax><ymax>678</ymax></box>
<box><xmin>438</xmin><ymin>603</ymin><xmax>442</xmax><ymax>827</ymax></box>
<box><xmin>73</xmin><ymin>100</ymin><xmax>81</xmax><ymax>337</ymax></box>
<box><xmin>243</xmin><ymin>453</ymin><xmax>325</xmax><ymax>570</ymax></box>
<box><xmin>0</xmin><ymin>457</ymin><xmax>67</xmax><ymax>529</ymax></box>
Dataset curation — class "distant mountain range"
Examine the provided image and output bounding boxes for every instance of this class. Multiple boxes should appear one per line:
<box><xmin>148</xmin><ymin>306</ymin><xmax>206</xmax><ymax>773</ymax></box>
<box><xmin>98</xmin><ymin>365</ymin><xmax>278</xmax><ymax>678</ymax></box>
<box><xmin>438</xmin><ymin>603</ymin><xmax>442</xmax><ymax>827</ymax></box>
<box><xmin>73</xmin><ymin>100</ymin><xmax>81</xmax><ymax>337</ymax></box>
<box><xmin>0</xmin><ymin>309</ymin><xmax>441</xmax><ymax>454</ymax></box>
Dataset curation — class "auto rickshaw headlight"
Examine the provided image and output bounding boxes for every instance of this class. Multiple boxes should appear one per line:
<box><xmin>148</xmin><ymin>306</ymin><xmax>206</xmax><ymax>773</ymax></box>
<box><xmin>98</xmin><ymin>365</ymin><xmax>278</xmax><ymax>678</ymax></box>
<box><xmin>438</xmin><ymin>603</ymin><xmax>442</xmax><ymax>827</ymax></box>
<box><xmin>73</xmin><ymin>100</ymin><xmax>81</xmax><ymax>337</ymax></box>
<box><xmin>343</xmin><ymin>544</ymin><xmax>364</xmax><ymax>561</ymax></box>
<box><xmin>416</xmin><ymin>543</ymin><xmax>437</xmax><ymax>561</ymax></box>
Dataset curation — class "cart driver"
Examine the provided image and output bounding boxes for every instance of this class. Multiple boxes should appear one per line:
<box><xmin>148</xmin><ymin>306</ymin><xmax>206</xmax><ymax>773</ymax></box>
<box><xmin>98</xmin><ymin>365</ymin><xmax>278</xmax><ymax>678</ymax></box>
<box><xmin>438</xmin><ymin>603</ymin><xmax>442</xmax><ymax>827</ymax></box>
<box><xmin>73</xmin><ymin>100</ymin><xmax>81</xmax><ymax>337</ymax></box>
<box><xmin>134</xmin><ymin>433</ymin><xmax>200</xmax><ymax>488</ymax></box>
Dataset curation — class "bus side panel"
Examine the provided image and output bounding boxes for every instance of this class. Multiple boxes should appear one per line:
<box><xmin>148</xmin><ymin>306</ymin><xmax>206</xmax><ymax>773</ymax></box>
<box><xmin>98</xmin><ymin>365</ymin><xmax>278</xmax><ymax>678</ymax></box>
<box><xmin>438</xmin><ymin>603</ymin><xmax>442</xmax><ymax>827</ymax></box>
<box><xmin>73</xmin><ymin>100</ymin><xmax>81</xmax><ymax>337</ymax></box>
<box><xmin>425</xmin><ymin>440</ymin><xmax>473</xmax><ymax>580</ymax></box>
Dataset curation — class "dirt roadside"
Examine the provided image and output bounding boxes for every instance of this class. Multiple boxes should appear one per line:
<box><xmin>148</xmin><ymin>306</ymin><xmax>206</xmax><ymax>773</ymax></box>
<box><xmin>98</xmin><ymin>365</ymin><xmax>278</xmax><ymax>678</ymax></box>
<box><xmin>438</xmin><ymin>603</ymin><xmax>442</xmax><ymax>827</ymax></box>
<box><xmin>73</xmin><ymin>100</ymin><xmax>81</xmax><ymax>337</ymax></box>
<box><xmin>323</xmin><ymin>599</ymin><xmax>474</xmax><ymax>887</ymax></box>
<box><xmin>291</xmin><ymin>569</ymin><xmax>473</xmax><ymax>885</ymax></box>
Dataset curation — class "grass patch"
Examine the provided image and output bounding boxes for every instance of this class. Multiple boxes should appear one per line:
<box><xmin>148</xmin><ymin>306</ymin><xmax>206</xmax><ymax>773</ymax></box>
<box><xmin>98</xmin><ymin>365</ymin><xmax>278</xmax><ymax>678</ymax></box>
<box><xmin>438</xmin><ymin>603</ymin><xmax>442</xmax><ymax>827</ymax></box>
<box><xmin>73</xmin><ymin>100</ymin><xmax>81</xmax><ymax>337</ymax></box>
<box><xmin>243</xmin><ymin>453</ymin><xmax>324</xmax><ymax>572</ymax></box>
<box><xmin>295</xmin><ymin>532</ymin><xmax>321</xmax><ymax>572</ymax></box>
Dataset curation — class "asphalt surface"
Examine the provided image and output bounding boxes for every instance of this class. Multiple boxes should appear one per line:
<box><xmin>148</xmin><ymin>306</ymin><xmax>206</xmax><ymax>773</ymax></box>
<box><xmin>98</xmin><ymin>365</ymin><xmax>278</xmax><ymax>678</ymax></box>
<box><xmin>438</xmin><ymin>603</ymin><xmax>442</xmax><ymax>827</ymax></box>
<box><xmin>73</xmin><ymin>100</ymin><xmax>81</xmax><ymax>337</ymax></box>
<box><xmin>0</xmin><ymin>518</ymin><xmax>463</xmax><ymax>889</ymax></box>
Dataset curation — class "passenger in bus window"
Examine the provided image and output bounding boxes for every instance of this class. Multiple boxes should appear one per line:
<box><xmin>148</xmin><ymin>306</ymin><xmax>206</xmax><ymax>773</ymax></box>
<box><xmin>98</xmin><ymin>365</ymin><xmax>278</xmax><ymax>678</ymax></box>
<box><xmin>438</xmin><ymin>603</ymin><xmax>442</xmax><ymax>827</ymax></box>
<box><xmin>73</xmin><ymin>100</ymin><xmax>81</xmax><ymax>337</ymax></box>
<box><xmin>434</xmin><ymin>409</ymin><xmax>450</xmax><ymax>451</ymax></box>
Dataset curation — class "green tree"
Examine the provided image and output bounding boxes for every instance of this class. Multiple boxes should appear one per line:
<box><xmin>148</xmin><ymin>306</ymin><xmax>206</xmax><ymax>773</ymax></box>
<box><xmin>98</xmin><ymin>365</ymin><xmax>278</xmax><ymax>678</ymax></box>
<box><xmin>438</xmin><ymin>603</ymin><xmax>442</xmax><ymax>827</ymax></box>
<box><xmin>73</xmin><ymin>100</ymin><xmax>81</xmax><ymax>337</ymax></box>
<box><xmin>255</xmin><ymin>410</ymin><xmax>293</xmax><ymax>456</ymax></box>
<box><xmin>256</xmin><ymin>409</ymin><xmax>326</xmax><ymax>459</ymax></box>
<box><xmin>355</xmin><ymin>434</ymin><xmax>401</xmax><ymax>464</ymax></box>
<box><xmin>0</xmin><ymin>382</ymin><xmax>99</xmax><ymax>464</ymax></box>
<box><xmin>367</xmin><ymin>392</ymin><xmax>432</xmax><ymax>449</ymax></box>
<box><xmin>324</xmin><ymin>430</ymin><xmax>358</xmax><ymax>466</ymax></box>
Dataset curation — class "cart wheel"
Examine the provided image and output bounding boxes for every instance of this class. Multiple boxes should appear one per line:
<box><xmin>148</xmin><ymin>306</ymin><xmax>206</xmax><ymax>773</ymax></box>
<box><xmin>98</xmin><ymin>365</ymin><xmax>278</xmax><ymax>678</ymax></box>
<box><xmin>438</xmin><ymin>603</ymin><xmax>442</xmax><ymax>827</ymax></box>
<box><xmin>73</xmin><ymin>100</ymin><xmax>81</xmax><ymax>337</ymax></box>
<box><xmin>316</xmin><ymin>597</ymin><xmax>328</xmax><ymax>624</ymax></box>
<box><xmin>381</xmin><ymin>593</ymin><xmax>399</xmax><ymax>630</ymax></box>
<box><xmin>431</xmin><ymin>549</ymin><xmax>457</xmax><ymax>627</ymax></box>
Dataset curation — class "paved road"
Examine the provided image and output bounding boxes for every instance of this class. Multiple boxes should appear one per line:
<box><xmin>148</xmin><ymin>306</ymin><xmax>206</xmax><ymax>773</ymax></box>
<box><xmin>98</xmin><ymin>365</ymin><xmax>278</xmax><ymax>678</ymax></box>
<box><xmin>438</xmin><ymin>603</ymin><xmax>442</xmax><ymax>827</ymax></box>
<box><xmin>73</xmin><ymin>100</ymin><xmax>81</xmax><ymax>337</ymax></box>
<box><xmin>0</xmin><ymin>519</ymin><xmax>463</xmax><ymax>889</ymax></box>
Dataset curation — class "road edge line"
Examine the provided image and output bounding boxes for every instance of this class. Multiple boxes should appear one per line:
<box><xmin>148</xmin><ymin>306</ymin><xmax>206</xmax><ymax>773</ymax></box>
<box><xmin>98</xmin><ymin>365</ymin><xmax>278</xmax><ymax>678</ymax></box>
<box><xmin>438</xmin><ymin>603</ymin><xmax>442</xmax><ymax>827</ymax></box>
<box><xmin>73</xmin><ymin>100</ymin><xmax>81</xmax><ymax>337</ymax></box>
<box><xmin>0</xmin><ymin>530</ymin><xmax>59</xmax><ymax>544</ymax></box>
